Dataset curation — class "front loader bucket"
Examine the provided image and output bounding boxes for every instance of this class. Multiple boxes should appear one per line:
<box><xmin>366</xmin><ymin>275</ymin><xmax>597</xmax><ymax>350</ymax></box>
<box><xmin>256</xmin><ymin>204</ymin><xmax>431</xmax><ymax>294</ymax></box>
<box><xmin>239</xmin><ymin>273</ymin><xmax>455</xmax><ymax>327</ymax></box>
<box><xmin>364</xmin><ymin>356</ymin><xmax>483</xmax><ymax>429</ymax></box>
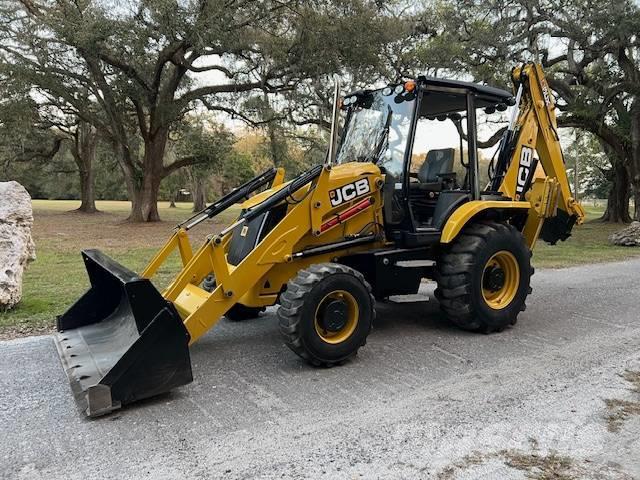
<box><xmin>54</xmin><ymin>249</ymin><xmax>192</xmax><ymax>417</ymax></box>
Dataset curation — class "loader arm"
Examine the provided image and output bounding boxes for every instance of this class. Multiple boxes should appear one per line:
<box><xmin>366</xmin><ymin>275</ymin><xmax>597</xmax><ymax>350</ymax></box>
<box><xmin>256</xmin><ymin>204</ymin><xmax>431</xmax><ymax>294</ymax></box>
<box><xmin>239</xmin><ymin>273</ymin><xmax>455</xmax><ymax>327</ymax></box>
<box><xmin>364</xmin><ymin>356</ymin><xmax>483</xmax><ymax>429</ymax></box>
<box><xmin>164</xmin><ymin>163</ymin><xmax>384</xmax><ymax>343</ymax></box>
<box><xmin>497</xmin><ymin>63</ymin><xmax>585</xmax><ymax>247</ymax></box>
<box><xmin>141</xmin><ymin>167</ymin><xmax>284</xmax><ymax>280</ymax></box>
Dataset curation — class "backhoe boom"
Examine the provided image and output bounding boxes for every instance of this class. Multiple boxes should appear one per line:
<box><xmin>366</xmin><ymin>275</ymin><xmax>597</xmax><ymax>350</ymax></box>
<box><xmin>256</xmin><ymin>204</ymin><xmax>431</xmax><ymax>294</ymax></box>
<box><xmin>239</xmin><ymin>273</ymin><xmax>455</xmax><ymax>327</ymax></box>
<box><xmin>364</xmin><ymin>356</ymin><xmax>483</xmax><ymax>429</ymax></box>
<box><xmin>499</xmin><ymin>63</ymin><xmax>585</xmax><ymax>245</ymax></box>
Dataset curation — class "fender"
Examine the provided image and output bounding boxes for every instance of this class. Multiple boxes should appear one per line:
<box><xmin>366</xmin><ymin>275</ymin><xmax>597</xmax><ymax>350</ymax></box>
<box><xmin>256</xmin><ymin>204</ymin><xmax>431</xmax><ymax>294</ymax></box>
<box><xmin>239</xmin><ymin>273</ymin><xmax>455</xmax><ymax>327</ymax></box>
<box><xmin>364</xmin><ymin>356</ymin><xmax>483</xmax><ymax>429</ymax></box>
<box><xmin>440</xmin><ymin>200</ymin><xmax>531</xmax><ymax>243</ymax></box>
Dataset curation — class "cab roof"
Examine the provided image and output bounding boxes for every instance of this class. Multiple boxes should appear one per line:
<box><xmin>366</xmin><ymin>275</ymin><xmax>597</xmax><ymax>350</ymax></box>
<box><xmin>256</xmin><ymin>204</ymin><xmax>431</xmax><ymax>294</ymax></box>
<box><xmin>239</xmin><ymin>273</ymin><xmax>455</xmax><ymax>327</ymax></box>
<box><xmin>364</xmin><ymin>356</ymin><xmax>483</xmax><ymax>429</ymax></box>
<box><xmin>417</xmin><ymin>76</ymin><xmax>515</xmax><ymax>116</ymax></box>
<box><xmin>343</xmin><ymin>76</ymin><xmax>515</xmax><ymax>117</ymax></box>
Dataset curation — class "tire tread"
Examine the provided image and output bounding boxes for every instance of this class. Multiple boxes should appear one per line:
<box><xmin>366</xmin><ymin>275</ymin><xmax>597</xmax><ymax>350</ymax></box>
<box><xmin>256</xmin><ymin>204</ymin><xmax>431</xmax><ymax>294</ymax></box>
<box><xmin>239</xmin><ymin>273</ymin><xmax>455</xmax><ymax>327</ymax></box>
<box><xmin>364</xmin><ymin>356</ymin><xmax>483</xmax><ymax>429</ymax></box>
<box><xmin>277</xmin><ymin>263</ymin><xmax>375</xmax><ymax>367</ymax></box>
<box><xmin>436</xmin><ymin>220</ymin><xmax>532</xmax><ymax>332</ymax></box>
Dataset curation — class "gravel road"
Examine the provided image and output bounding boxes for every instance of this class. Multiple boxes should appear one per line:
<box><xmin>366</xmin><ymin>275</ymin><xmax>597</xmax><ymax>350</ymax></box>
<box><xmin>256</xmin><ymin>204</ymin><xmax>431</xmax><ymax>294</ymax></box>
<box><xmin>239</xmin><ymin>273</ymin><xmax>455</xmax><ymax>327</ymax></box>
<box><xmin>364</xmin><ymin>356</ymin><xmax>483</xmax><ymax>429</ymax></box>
<box><xmin>2</xmin><ymin>259</ymin><xmax>640</xmax><ymax>479</ymax></box>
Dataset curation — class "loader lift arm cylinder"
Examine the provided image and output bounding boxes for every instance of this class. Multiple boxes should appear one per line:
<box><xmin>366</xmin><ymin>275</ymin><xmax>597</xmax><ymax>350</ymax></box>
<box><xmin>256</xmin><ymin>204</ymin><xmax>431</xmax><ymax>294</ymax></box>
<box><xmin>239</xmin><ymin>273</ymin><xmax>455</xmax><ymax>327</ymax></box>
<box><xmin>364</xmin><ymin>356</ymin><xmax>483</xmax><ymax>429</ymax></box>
<box><xmin>219</xmin><ymin>164</ymin><xmax>324</xmax><ymax>237</ymax></box>
<box><xmin>180</xmin><ymin>167</ymin><xmax>279</xmax><ymax>231</ymax></box>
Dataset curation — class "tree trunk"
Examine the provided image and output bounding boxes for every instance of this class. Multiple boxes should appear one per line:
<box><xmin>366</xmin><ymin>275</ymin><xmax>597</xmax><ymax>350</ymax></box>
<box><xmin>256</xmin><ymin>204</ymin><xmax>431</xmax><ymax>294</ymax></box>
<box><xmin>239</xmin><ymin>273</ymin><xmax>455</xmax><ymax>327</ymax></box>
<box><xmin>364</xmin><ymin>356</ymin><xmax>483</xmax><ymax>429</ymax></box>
<box><xmin>192</xmin><ymin>181</ymin><xmax>206</xmax><ymax>212</ymax></box>
<box><xmin>263</xmin><ymin>92</ymin><xmax>284</xmax><ymax>167</ymax></box>
<box><xmin>601</xmin><ymin>161</ymin><xmax>631</xmax><ymax>223</ymax></box>
<box><xmin>629</xmin><ymin>101</ymin><xmax>640</xmax><ymax>221</ymax></box>
<box><xmin>70</xmin><ymin>122</ymin><xmax>99</xmax><ymax>213</ymax></box>
<box><xmin>125</xmin><ymin>131</ymin><xmax>168</xmax><ymax>222</ymax></box>
<box><xmin>78</xmin><ymin>168</ymin><xmax>97</xmax><ymax>213</ymax></box>
<box><xmin>132</xmin><ymin>174</ymin><xmax>162</xmax><ymax>222</ymax></box>
<box><xmin>187</xmin><ymin>167</ymin><xmax>207</xmax><ymax>212</ymax></box>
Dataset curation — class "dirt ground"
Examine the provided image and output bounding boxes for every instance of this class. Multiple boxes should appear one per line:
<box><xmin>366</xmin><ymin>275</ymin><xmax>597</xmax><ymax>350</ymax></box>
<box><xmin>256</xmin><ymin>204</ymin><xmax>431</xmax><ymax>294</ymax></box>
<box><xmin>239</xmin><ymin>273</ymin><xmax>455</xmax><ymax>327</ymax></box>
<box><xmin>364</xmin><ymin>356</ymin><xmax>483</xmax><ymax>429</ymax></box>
<box><xmin>2</xmin><ymin>259</ymin><xmax>639</xmax><ymax>479</ymax></box>
<box><xmin>30</xmin><ymin>202</ymin><xmax>219</xmax><ymax>252</ymax></box>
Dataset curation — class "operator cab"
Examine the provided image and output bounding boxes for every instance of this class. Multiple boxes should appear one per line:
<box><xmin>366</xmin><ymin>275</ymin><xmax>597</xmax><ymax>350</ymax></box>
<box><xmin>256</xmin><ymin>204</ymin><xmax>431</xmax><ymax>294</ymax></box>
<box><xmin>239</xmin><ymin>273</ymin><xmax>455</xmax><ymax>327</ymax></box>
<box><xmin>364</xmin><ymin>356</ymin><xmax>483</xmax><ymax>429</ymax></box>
<box><xmin>336</xmin><ymin>76</ymin><xmax>515</xmax><ymax>247</ymax></box>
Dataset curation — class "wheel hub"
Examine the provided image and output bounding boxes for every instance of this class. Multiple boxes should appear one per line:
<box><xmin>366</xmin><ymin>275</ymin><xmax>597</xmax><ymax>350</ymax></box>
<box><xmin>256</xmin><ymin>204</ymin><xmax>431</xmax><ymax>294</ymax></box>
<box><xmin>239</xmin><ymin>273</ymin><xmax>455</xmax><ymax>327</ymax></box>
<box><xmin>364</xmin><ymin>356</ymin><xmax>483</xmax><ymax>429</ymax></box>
<box><xmin>317</xmin><ymin>299</ymin><xmax>349</xmax><ymax>332</ymax></box>
<box><xmin>481</xmin><ymin>251</ymin><xmax>520</xmax><ymax>310</ymax></box>
<box><xmin>483</xmin><ymin>265</ymin><xmax>506</xmax><ymax>292</ymax></box>
<box><xmin>313</xmin><ymin>290</ymin><xmax>359</xmax><ymax>344</ymax></box>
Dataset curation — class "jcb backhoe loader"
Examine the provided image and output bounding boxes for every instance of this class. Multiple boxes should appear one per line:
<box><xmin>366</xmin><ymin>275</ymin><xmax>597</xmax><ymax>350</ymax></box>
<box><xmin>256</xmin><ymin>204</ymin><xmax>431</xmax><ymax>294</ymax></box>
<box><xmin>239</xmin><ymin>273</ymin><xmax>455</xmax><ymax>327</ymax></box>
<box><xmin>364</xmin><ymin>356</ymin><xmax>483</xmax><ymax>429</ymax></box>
<box><xmin>55</xmin><ymin>63</ymin><xmax>585</xmax><ymax>416</ymax></box>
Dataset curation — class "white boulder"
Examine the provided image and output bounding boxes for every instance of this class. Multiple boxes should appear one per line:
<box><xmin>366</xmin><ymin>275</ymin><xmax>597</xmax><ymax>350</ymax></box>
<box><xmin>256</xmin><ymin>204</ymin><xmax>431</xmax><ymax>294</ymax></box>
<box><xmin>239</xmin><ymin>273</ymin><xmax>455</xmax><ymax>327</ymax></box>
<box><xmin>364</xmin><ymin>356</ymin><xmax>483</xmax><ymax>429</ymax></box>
<box><xmin>0</xmin><ymin>181</ymin><xmax>36</xmax><ymax>309</ymax></box>
<box><xmin>609</xmin><ymin>221</ymin><xmax>640</xmax><ymax>247</ymax></box>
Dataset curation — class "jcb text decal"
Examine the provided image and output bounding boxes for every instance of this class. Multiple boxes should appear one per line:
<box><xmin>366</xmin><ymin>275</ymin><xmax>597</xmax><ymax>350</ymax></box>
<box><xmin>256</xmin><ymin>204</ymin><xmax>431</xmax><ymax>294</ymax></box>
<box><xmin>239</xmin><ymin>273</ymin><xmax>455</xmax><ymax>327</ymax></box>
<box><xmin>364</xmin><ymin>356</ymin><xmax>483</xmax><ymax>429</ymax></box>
<box><xmin>329</xmin><ymin>178</ymin><xmax>370</xmax><ymax>207</ymax></box>
<box><xmin>516</xmin><ymin>146</ymin><xmax>533</xmax><ymax>198</ymax></box>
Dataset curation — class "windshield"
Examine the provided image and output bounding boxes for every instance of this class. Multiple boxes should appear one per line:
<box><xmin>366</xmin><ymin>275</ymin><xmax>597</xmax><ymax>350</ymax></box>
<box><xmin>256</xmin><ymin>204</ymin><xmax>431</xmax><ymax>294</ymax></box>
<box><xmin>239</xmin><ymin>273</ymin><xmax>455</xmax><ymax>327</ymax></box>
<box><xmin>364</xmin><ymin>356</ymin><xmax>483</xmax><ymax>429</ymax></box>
<box><xmin>336</xmin><ymin>88</ymin><xmax>416</xmax><ymax>181</ymax></box>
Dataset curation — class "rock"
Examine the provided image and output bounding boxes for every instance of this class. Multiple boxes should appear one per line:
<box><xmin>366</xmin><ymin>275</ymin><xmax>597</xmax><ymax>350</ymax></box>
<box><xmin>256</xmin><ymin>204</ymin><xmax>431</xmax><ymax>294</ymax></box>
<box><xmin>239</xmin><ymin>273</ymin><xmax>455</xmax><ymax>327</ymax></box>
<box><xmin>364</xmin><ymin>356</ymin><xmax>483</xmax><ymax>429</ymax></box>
<box><xmin>0</xmin><ymin>181</ymin><xmax>36</xmax><ymax>309</ymax></box>
<box><xmin>609</xmin><ymin>221</ymin><xmax>640</xmax><ymax>247</ymax></box>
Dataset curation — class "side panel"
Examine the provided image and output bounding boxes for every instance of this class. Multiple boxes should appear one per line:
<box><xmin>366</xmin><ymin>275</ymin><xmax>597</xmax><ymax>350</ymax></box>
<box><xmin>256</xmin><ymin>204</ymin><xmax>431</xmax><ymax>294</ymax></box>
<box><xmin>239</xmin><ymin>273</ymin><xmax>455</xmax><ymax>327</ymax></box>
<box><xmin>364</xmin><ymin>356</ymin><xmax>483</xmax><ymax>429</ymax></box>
<box><xmin>340</xmin><ymin>248</ymin><xmax>433</xmax><ymax>299</ymax></box>
<box><xmin>500</xmin><ymin>113</ymin><xmax>539</xmax><ymax>201</ymax></box>
<box><xmin>239</xmin><ymin>167</ymin><xmax>387</xmax><ymax>308</ymax></box>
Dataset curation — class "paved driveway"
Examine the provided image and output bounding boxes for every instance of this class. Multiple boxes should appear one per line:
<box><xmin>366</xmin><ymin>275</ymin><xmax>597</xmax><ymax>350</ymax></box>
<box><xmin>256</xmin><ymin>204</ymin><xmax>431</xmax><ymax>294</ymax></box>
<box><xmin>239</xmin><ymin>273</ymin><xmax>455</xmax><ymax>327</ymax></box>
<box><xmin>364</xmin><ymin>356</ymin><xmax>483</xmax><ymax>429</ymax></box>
<box><xmin>2</xmin><ymin>259</ymin><xmax>640</xmax><ymax>479</ymax></box>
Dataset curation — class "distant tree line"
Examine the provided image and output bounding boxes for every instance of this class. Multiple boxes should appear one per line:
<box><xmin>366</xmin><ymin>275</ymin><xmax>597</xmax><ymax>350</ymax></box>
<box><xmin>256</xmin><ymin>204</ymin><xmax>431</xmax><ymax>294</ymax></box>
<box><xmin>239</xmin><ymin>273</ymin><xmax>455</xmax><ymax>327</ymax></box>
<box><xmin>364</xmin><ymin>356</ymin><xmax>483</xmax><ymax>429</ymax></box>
<box><xmin>0</xmin><ymin>0</ymin><xmax>638</xmax><ymax>222</ymax></box>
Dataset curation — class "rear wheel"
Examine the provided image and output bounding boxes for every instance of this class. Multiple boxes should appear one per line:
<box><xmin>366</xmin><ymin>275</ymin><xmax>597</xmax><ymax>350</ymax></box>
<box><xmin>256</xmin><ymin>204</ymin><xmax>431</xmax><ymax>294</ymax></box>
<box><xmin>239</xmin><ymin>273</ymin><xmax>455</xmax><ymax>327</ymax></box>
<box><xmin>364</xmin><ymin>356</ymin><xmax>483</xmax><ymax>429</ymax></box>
<box><xmin>277</xmin><ymin>263</ymin><xmax>374</xmax><ymax>366</ymax></box>
<box><xmin>435</xmin><ymin>220</ymin><xmax>532</xmax><ymax>333</ymax></box>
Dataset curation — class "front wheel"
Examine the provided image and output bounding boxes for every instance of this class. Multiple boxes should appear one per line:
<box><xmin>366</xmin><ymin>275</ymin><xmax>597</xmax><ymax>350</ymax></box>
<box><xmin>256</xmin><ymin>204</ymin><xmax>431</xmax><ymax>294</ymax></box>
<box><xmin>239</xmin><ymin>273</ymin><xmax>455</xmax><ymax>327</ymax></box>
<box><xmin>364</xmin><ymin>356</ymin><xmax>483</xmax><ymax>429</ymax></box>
<box><xmin>435</xmin><ymin>221</ymin><xmax>532</xmax><ymax>333</ymax></box>
<box><xmin>277</xmin><ymin>263</ymin><xmax>375</xmax><ymax>366</ymax></box>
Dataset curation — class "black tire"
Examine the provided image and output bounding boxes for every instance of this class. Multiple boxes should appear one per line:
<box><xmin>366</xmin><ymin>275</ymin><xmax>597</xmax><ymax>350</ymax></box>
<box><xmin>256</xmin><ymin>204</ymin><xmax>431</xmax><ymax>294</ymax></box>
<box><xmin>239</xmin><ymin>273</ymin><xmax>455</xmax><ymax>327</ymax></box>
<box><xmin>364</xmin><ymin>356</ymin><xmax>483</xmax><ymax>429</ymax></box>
<box><xmin>435</xmin><ymin>220</ymin><xmax>532</xmax><ymax>333</ymax></box>
<box><xmin>202</xmin><ymin>274</ymin><xmax>265</xmax><ymax>321</ymax></box>
<box><xmin>277</xmin><ymin>263</ymin><xmax>375</xmax><ymax>366</ymax></box>
<box><xmin>225</xmin><ymin>304</ymin><xmax>266</xmax><ymax>321</ymax></box>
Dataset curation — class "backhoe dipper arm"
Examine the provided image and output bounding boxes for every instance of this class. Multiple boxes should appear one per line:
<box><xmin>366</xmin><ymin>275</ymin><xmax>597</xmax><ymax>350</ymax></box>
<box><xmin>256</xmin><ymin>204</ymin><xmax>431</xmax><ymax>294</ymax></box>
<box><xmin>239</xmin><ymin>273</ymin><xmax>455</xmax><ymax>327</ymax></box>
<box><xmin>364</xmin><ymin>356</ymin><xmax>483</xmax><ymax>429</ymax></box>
<box><xmin>498</xmin><ymin>63</ymin><xmax>585</xmax><ymax>245</ymax></box>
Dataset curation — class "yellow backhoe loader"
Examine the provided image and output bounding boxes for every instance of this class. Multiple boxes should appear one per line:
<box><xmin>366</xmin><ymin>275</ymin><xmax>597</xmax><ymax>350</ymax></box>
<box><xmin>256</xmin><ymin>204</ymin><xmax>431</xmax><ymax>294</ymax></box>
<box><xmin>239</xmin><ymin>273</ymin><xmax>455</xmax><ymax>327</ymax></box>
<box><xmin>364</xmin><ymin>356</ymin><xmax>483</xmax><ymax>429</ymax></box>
<box><xmin>55</xmin><ymin>63</ymin><xmax>585</xmax><ymax>416</ymax></box>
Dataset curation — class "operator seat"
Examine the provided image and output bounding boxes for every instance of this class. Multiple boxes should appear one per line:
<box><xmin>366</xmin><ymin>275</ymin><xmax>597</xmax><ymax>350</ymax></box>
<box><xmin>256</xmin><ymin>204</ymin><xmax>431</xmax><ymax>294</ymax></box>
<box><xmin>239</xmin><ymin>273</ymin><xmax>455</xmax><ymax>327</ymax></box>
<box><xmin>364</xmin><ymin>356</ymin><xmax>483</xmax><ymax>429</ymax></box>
<box><xmin>409</xmin><ymin>148</ymin><xmax>457</xmax><ymax>227</ymax></box>
<box><xmin>411</xmin><ymin>148</ymin><xmax>456</xmax><ymax>192</ymax></box>
<box><xmin>418</xmin><ymin>148</ymin><xmax>455</xmax><ymax>185</ymax></box>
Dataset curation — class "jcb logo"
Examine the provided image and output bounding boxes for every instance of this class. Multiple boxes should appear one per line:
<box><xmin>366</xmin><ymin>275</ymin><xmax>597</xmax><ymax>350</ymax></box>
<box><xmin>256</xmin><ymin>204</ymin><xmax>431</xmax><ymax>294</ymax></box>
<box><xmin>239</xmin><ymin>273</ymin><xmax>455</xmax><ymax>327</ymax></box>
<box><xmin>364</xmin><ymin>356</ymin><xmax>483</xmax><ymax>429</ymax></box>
<box><xmin>516</xmin><ymin>146</ymin><xmax>533</xmax><ymax>198</ymax></box>
<box><xmin>329</xmin><ymin>178</ymin><xmax>370</xmax><ymax>207</ymax></box>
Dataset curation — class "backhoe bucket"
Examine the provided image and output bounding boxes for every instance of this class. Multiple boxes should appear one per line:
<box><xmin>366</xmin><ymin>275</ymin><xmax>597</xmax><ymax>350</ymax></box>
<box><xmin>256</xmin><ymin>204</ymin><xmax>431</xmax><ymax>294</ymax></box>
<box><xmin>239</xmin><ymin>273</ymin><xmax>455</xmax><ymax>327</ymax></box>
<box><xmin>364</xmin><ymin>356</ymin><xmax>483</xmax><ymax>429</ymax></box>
<box><xmin>54</xmin><ymin>249</ymin><xmax>192</xmax><ymax>417</ymax></box>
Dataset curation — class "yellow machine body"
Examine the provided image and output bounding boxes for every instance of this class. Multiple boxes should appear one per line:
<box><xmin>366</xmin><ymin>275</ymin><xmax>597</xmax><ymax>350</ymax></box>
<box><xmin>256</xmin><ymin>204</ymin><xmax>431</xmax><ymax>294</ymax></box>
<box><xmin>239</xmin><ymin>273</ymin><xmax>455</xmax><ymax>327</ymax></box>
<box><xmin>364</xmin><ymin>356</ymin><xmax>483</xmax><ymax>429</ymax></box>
<box><xmin>54</xmin><ymin>63</ymin><xmax>585</xmax><ymax>416</ymax></box>
<box><xmin>142</xmin><ymin>64</ymin><xmax>585</xmax><ymax>345</ymax></box>
<box><xmin>144</xmin><ymin>162</ymin><xmax>386</xmax><ymax>343</ymax></box>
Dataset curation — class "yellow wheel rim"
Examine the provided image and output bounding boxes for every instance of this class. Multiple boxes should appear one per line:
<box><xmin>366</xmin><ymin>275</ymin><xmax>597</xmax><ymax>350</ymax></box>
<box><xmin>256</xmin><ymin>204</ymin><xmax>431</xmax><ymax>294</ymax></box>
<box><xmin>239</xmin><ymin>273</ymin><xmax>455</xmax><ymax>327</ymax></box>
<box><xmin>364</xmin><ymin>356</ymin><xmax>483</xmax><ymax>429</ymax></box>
<box><xmin>314</xmin><ymin>290</ymin><xmax>359</xmax><ymax>344</ymax></box>
<box><xmin>482</xmin><ymin>251</ymin><xmax>520</xmax><ymax>310</ymax></box>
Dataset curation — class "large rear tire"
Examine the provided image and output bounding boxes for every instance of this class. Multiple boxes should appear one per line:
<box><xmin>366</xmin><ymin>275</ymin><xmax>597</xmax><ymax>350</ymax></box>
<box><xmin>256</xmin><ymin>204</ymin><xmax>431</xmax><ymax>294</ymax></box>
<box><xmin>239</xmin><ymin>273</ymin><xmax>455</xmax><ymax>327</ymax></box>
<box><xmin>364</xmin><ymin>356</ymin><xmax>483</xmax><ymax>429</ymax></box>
<box><xmin>435</xmin><ymin>220</ymin><xmax>532</xmax><ymax>333</ymax></box>
<box><xmin>277</xmin><ymin>263</ymin><xmax>375</xmax><ymax>366</ymax></box>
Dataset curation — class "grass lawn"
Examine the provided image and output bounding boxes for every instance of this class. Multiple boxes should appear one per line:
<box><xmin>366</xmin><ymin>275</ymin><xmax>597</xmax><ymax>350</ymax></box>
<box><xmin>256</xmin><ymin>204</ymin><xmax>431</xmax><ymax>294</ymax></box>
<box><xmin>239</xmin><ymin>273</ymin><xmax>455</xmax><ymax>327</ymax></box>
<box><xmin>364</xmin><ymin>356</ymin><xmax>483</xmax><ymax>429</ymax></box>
<box><xmin>1</xmin><ymin>200</ymin><xmax>638</xmax><ymax>338</ymax></box>
<box><xmin>0</xmin><ymin>200</ymin><xmax>239</xmax><ymax>338</ymax></box>
<box><xmin>533</xmin><ymin>205</ymin><xmax>640</xmax><ymax>268</ymax></box>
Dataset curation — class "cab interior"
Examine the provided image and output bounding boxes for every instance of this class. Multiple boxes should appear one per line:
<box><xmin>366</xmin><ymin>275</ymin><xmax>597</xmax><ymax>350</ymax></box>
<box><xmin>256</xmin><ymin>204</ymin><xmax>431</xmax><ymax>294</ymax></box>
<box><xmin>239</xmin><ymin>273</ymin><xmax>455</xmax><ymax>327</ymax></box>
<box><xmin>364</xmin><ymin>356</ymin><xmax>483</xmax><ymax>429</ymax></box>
<box><xmin>405</xmin><ymin>85</ymin><xmax>511</xmax><ymax>237</ymax></box>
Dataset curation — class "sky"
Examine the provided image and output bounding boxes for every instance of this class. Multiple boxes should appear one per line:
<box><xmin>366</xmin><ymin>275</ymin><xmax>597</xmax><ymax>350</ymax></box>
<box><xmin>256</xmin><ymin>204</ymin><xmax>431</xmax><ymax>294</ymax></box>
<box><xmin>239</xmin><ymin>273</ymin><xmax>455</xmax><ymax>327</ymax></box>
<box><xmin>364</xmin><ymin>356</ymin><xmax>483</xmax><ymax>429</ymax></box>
<box><xmin>191</xmin><ymin>66</ymin><xmax>574</xmax><ymax>164</ymax></box>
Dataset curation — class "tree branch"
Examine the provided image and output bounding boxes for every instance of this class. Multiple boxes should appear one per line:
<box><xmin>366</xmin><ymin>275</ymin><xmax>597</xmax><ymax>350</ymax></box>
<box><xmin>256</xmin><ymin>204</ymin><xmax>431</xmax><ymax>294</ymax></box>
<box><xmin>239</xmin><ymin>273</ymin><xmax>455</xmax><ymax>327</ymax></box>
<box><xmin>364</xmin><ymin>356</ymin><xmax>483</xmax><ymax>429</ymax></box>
<box><xmin>13</xmin><ymin>137</ymin><xmax>63</xmax><ymax>162</ymax></box>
